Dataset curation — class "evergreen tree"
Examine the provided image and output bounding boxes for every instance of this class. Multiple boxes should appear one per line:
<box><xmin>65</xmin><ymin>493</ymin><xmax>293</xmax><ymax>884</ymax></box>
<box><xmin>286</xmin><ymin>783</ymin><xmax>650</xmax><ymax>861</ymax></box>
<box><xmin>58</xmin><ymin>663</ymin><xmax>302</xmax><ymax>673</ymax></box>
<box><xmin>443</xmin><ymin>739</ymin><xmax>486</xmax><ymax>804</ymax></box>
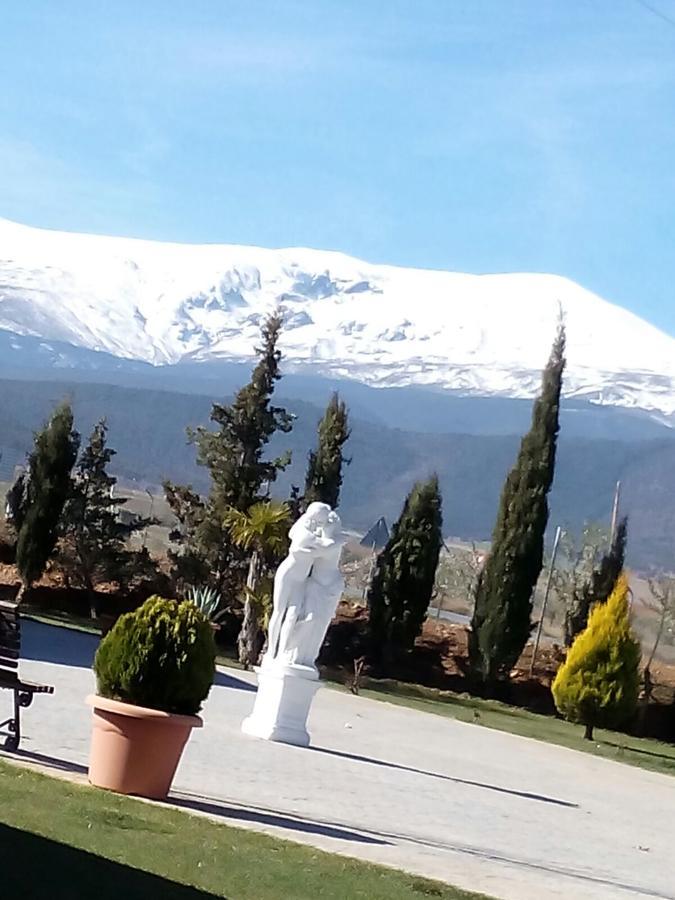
<box><xmin>5</xmin><ymin>471</ymin><xmax>28</xmax><ymax>534</ymax></box>
<box><xmin>304</xmin><ymin>393</ymin><xmax>351</xmax><ymax>510</ymax></box>
<box><xmin>469</xmin><ymin>325</ymin><xmax>565</xmax><ymax>688</ymax></box>
<box><xmin>552</xmin><ymin>573</ymin><xmax>640</xmax><ymax>741</ymax></box>
<box><xmin>368</xmin><ymin>476</ymin><xmax>442</xmax><ymax>666</ymax></box>
<box><xmin>59</xmin><ymin>420</ymin><xmax>154</xmax><ymax>616</ymax></box>
<box><xmin>16</xmin><ymin>403</ymin><xmax>80</xmax><ymax>599</ymax></box>
<box><xmin>564</xmin><ymin>517</ymin><xmax>628</xmax><ymax>646</ymax></box>
<box><xmin>165</xmin><ymin>312</ymin><xmax>293</xmax><ymax>591</ymax></box>
<box><xmin>287</xmin><ymin>484</ymin><xmax>304</xmax><ymax>521</ymax></box>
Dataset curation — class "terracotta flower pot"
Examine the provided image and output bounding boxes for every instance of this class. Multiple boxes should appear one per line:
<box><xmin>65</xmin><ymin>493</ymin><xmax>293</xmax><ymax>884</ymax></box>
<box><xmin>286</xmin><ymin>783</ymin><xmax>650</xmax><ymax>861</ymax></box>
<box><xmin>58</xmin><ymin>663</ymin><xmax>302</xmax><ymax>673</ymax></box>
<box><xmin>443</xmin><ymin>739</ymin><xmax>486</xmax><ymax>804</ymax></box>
<box><xmin>86</xmin><ymin>694</ymin><xmax>202</xmax><ymax>800</ymax></box>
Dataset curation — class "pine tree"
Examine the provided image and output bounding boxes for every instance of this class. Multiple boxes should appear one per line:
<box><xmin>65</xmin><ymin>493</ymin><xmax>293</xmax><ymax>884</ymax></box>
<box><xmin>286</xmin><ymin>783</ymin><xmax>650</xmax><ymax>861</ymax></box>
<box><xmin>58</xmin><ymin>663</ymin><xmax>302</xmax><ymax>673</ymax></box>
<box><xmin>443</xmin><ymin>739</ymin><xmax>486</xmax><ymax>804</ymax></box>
<box><xmin>564</xmin><ymin>517</ymin><xmax>628</xmax><ymax>646</ymax></box>
<box><xmin>59</xmin><ymin>420</ymin><xmax>154</xmax><ymax>616</ymax></box>
<box><xmin>16</xmin><ymin>403</ymin><xmax>80</xmax><ymax>599</ymax></box>
<box><xmin>304</xmin><ymin>393</ymin><xmax>351</xmax><ymax>510</ymax></box>
<box><xmin>165</xmin><ymin>312</ymin><xmax>293</xmax><ymax>592</ymax></box>
<box><xmin>469</xmin><ymin>324</ymin><xmax>565</xmax><ymax>688</ymax></box>
<box><xmin>552</xmin><ymin>573</ymin><xmax>640</xmax><ymax>741</ymax></box>
<box><xmin>368</xmin><ymin>476</ymin><xmax>442</xmax><ymax>666</ymax></box>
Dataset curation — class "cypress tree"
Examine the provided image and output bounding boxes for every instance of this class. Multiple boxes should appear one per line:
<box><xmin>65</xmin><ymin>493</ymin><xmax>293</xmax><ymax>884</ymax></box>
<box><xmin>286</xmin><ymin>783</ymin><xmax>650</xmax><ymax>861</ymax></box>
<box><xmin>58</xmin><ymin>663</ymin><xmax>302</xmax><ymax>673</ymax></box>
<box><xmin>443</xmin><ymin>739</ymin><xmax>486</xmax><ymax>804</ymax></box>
<box><xmin>5</xmin><ymin>471</ymin><xmax>28</xmax><ymax>534</ymax></box>
<box><xmin>16</xmin><ymin>403</ymin><xmax>80</xmax><ymax>599</ymax></box>
<box><xmin>469</xmin><ymin>324</ymin><xmax>565</xmax><ymax>687</ymax></box>
<box><xmin>564</xmin><ymin>516</ymin><xmax>628</xmax><ymax>646</ymax></box>
<box><xmin>59</xmin><ymin>420</ymin><xmax>154</xmax><ymax>616</ymax></box>
<box><xmin>552</xmin><ymin>573</ymin><xmax>640</xmax><ymax>741</ymax></box>
<box><xmin>165</xmin><ymin>312</ymin><xmax>293</xmax><ymax>590</ymax></box>
<box><xmin>304</xmin><ymin>392</ymin><xmax>351</xmax><ymax>510</ymax></box>
<box><xmin>368</xmin><ymin>476</ymin><xmax>442</xmax><ymax>666</ymax></box>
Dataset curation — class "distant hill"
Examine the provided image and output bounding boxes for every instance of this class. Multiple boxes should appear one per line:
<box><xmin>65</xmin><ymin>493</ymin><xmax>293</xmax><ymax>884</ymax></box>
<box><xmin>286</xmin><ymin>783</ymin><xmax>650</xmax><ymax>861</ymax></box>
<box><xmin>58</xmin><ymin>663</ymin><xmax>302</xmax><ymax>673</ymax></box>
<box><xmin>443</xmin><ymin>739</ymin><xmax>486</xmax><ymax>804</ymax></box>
<box><xmin>0</xmin><ymin>377</ymin><xmax>673</xmax><ymax>570</ymax></box>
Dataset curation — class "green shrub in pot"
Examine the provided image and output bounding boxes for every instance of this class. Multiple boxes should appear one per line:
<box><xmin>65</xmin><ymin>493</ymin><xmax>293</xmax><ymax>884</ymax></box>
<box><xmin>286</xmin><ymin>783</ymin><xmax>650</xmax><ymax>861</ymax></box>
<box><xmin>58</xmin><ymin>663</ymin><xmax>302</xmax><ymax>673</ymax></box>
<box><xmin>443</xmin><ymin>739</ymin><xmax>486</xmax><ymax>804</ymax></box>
<box><xmin>94</xmin><ymin>595</ymin><xmax>216</xmax><ymax>716</ymax></box>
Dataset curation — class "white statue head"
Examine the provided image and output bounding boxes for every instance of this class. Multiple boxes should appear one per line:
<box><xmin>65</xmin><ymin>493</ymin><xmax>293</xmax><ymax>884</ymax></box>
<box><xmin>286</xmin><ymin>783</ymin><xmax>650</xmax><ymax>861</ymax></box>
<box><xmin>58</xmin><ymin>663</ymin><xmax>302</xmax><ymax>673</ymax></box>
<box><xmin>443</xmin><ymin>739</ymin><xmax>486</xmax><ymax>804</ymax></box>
<box><xmin>304</xmin><ymin>502</ymin><xmax>332</xmax><ymax>527</ymax></box>
<box><xmin>288</xmin><ymin>502</ymin><xmax>342</xmax><ymax>545</ymax></box>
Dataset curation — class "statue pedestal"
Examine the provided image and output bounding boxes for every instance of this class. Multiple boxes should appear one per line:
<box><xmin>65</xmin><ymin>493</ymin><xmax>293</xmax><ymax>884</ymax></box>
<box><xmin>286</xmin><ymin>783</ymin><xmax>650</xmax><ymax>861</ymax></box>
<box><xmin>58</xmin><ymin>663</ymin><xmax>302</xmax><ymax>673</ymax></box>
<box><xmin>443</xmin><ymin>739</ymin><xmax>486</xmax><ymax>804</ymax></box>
<box><xmin>242</xmin><ymin>663</ymin><xmax>321</xmax><ymax>747</ymax></box>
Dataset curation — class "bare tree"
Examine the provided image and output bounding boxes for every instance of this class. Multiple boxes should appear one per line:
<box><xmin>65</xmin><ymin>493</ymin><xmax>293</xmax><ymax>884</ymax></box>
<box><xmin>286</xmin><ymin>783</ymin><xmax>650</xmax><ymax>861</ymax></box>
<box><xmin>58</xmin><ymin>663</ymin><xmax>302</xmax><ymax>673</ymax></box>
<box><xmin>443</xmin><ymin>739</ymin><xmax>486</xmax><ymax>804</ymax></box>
<box><xmin>637</xmin><ymin>575</ymin><xmax>675</xmax><ymax>733</ymax></box>
<box><xmin>644</xmin><ymin>576</ymin><xmax>675</xmax><ymax>673</ymax></box>
<box><xmin>434</xmin><ymin>542</ymin><xmax>485</xmax><ymax>617</ymax></box>
<box><xmin>548</xmin><ymin>523</ymin><xmax>608</xmax><ymax>643</ymax></box>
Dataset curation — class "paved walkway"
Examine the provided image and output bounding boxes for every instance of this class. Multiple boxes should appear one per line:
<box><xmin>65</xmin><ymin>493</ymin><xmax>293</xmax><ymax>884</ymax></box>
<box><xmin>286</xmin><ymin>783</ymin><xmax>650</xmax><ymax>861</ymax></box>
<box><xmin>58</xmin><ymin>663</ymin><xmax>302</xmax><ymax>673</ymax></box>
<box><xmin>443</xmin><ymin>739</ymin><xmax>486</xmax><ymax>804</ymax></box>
<box><xmin>3</xmin><ymin>620</ymin><xmax>674</xmax><ymax>900</ymax></box>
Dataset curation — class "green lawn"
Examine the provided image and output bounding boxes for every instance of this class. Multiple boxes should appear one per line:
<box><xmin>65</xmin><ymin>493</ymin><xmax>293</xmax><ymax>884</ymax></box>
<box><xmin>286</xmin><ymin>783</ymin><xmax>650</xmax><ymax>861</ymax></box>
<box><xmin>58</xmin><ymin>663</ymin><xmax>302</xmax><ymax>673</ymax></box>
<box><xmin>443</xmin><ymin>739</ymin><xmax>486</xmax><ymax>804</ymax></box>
<box><xmin>352</xmin><ymin>679</ymin><xmax>675</xmax><ymax>777</ymax></box>
<box><xmin>0</xmin><ymin>760</ymin><xmax>491</xmax><ymax>900</ymax></box>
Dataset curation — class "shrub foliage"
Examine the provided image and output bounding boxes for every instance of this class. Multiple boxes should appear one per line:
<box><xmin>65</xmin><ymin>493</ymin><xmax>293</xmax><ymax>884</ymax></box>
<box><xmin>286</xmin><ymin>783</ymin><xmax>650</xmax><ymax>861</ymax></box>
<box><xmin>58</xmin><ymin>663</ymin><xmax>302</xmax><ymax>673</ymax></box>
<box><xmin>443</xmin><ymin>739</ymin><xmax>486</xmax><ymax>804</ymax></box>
<box><xmin>16</xmin><ymin>402</ymin><xmax>80</xmax><ymax>593</ymax></box>
<box><xmin>368</xmin><ymin>476</ymin><xmax>442</xmax><ymax>665</ymax></box>
<box><xmin>94</xmin><ymin>596</ymin><xmax>216</xmax><ymax>715</ymax></box>
<box><xmin>552</xmin><ymin>573</ymin><xmax>640</xmax><ymax>740</ymax></box>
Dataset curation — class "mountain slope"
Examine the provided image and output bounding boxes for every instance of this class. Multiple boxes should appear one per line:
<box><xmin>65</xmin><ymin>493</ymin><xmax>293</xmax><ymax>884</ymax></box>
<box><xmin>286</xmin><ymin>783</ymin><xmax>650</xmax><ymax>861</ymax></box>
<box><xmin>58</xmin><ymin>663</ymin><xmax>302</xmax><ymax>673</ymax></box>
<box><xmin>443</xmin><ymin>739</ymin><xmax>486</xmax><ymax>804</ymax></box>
<box><xmin>0</xmin><ymin>377</ymin><xmax>670</xmax><ymax>569</ymax></box>
<box><xmin>1</xmin><ymin>218</ymin><xmax>674</xmax><ymax>416</ymax></box>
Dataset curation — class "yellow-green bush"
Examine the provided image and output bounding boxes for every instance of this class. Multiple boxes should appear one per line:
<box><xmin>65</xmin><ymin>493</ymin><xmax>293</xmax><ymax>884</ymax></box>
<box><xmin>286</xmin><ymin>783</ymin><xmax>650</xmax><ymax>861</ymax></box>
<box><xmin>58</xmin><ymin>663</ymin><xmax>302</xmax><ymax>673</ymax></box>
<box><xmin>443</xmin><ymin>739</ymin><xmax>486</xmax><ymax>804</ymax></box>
<box><xmin>552</xmin><ymin>573</ymin><xmax>640</xmax><ymax>740</ymax></box>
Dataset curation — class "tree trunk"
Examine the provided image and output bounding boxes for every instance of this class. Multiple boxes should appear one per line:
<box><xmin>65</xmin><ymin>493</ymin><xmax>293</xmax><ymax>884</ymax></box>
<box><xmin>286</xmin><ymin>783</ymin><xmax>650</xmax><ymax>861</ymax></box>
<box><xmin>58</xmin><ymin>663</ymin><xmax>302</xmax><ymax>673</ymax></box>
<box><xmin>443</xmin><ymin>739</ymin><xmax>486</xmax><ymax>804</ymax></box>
<box><xmin>637</xmin><ymin>667</ymin><xmax>653</xmax><ymax>736</ymax></box>
<box><xmin>583</xmin><ymin>722</ymin><xmax>594</xmax><ymax>741</ymax></box>
<box><xmin>85</xmin><ymin>574</ymin><xmax>98</xmax><ymax>620</ymax></box>
<box><xmin>15</xmin><ymin>581</ymin><xmax>28</xmax><ymax>605</ymax></box>
<box><xmin>237</xmin><ymin>551</ymin><xmax>263</xmax><ymax>669</ymax></box>
<box><xmin>238</xmin><ymin>598</ymin><xmax>260</xmax><ymax>669</ymax></box>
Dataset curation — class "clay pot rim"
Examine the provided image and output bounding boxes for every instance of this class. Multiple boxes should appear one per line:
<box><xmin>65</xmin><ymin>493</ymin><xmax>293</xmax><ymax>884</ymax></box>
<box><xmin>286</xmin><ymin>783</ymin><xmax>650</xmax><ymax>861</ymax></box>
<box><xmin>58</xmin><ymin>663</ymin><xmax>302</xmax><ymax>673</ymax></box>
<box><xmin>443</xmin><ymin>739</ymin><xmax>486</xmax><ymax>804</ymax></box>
<box><xmin>86</xmin><ymin>694</ymin><xmax>203</xmax><ymax>728</ymax></box>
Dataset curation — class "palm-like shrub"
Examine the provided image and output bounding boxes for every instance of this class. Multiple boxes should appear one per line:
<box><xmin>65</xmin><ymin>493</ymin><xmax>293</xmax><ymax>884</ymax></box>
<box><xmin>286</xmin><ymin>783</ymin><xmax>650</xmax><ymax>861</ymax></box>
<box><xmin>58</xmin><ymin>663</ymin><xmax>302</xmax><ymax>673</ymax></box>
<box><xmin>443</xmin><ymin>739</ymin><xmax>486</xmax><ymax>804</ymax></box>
<box><xmin>552</xmin><ymin>573</ymin><xmax>640</xmax><ymax>741</ymax></box>
<box><xmin>184</xmin><ymin>584</ymin><xmax>223</xmax><ymax>621</ymax></box>
<box><xmin>94</xmin><ymin>596</ymin><xmax>216</xmax><ymax>716</ymax></box>
<box><xmin>224</xmin><ymin>500</ymin><xmax>291</xmax><ymax>668</ymax></box>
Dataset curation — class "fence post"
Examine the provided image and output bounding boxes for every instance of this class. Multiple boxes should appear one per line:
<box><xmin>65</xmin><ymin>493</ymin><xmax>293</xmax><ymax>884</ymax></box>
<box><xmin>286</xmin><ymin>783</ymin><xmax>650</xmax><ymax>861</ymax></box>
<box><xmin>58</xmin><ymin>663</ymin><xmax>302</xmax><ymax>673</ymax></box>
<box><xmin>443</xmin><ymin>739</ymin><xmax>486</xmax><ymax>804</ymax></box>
<box><xmin>529</xmin><ymin>525</ymin><xmax>562</xmax><ymax>678</ymax></box>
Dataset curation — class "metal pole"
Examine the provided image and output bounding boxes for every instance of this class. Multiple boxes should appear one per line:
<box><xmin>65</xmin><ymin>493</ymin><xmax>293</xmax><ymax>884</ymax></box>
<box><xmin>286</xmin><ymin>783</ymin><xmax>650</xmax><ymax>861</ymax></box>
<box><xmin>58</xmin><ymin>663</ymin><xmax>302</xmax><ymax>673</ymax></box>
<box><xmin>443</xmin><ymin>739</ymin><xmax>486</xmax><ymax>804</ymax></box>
<box><xmin>435</xmin><ymin>540</ymin><xmax>452</xmax><ymax>619</ymax></box>
<box><xmin>529</xmin><ymin>525</ymin><xmax>562</xmax><ymax>678</ymax></box>
<box><xmin>610</xmin><ymin>481</ymin><xmax>621</xmax><ymax>541</ymax></box>
<box><xmin>363</xmin><ymin>541</ymin><xmax>377</xmax><ymax>603</ymax></box>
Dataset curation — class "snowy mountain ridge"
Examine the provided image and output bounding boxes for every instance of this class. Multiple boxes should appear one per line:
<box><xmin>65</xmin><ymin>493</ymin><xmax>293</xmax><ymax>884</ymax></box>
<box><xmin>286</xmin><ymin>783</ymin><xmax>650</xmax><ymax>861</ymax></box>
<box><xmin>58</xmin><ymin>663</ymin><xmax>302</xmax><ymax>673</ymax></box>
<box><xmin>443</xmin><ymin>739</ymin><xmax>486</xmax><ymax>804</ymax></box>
<box><xmin>1</xmin><ymin>217</ymin><xmax>674</xmax><ymax>416</ymax></box>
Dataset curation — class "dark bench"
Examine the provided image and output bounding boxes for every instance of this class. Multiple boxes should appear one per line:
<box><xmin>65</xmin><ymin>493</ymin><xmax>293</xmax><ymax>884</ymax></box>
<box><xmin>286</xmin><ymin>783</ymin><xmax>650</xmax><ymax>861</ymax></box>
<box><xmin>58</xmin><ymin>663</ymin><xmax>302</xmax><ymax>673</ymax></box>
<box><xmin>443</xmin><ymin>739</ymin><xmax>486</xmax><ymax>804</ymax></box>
<box><xmin>0</xmin><ymin>600</ymin><xmax>53</xmax><ymax>751</ymax></box>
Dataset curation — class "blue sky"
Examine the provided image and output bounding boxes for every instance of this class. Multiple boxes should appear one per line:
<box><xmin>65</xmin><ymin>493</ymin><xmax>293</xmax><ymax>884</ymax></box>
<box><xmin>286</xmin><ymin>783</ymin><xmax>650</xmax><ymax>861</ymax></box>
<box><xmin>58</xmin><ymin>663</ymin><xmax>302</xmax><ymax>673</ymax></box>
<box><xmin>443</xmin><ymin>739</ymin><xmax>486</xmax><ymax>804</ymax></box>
<box><xmin>2</xmin><ymin>1</ymin><xmax>675</xmax><ymax>334</ymax></box>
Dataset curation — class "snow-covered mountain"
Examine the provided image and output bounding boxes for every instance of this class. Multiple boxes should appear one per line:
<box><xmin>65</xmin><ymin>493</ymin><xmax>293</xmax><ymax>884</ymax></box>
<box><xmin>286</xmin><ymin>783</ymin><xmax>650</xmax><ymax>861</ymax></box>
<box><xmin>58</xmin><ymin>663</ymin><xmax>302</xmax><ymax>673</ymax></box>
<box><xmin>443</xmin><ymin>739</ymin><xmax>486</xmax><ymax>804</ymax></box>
<box><xmin>1</xmin><ymin>217</ymin><xmax>674</xmax><ymax>417</ymax></box>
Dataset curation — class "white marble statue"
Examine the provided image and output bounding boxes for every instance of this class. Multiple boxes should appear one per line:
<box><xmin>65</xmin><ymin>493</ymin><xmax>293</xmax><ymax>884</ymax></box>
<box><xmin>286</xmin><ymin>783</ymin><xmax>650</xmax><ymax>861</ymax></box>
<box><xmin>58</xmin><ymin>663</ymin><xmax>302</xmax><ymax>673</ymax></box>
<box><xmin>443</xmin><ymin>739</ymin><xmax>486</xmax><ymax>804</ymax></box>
<box><xmin>263</xmin><ymin>502</ymin><xmax>345</xmax><ymax>670</ymax></box>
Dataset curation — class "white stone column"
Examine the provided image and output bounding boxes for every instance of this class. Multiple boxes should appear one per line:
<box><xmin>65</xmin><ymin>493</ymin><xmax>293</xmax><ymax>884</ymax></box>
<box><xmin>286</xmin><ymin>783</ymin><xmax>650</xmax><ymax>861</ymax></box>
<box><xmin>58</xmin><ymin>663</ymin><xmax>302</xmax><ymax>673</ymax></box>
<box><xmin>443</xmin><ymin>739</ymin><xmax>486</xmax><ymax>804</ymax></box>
<box><xmin>241</xmin><ymin>663</ymin><xmax>320</xmax><ymax>747</ymax></box>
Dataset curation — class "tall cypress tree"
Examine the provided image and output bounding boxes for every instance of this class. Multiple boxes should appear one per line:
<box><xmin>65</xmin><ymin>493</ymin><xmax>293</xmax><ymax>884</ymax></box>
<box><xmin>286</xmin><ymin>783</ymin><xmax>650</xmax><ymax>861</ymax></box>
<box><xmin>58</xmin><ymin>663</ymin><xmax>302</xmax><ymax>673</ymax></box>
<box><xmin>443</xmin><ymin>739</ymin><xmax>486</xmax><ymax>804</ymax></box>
<box><xmin>368</xmin><ymin>476</ymin><xmax>442</xmax><ymax>666</ymax></box>
<box><xmin>564</xmin><ymin>516</ymin><xmax>628</xmax><ymax>646</ymax></box>
<box><xmin>469</xmin><ymin>324</ymin><xmax>565</xmax><ymax>687</ymax></box>
<box><xmin>16</xmin><ymin>403</ymin><xmax>80</xmax><ymax>599</ymax></box>
<box><xmin>304</xmin><ymin>393</ymin><xmax>351</xmax><ymax>510</ymax></box>
<box><xmin>165</xmin><ymin>312</ymin><xmax>293</xmax><ymax>590</ymax></box>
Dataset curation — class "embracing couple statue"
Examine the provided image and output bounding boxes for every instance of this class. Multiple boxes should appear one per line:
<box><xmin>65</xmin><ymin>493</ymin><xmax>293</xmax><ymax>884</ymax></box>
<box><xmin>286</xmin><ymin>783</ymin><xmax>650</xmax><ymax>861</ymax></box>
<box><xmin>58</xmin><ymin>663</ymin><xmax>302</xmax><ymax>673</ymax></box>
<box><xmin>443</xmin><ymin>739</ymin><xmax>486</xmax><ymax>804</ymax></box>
<box><xmin>262</xmin><ymin>502</ymin><xmax>345</xmax><ymax>672</ymax></box>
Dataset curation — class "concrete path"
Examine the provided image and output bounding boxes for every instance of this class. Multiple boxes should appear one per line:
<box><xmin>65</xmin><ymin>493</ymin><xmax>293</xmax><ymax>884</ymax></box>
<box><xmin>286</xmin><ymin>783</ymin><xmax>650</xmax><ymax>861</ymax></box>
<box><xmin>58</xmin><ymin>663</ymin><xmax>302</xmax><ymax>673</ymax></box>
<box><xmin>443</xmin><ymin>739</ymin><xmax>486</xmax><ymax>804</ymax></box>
<box><xmin>3</xmin><ymin>620</ymin><xmax>674</xmax><ymax>900</ymax></box>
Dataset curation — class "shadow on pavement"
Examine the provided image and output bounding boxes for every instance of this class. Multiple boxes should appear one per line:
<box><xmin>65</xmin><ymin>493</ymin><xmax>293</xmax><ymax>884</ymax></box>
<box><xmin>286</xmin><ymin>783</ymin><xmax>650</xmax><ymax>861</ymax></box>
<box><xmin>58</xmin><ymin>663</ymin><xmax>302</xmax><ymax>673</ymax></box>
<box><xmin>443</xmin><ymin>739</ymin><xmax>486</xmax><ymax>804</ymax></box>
<box><xmin>213</xmin><ymin>671</ymin><xmax>256</xmax><ymax>692</ymax></box>
<box><xmin>21</xmin><ymin>621</ymin><xmax>256</xmax><ymax>694</ymax></box>
<box><xmin>21</xmin><ymin>619</ymin><xmax>99</xmax><ymax>668</ymax></box>
<box><xmin>170</xmin><ymin>792</ymin><xmax>391</xmax><ymax>846</ymax></box>
<box><xmin>310</xmin><ymin>745</ymin><xmax>578</xmax><ymax>808</ymax></box>
<box><xmin>0</xmin><ymin>823</ymin><xmax>222</xmax><ymax>899</ymax></box>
